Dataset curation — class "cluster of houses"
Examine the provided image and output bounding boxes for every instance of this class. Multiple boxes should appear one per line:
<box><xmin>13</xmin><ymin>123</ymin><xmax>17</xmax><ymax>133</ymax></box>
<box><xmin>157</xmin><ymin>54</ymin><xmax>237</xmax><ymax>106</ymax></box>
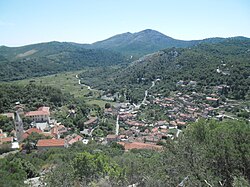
<box><xmin>0</xmin><ymin>106</ymin><xmax>88</xmax><ymax>151</ymax></box>
<box><xmin>152</xmin><ymin>92</ymin><xmax>220</xmax><ymax>126</ymax></box>
<box><xmin>0</xmin><ymin>102</ymin><xmax>164</xmax><ymax>152</ymax></box>
<box><xmin>1</xmin><ymin>80</ymin><xmax>238</xmax><ymax>154</ymax></box>
<box><xmin>99</xmin><ymin>85</ymin><xmax>230</xmax><ymax>150</ymax></box>
<box><xmin>102</xmin><ymin>103</ymin><xmax>168</xmax><ymax>150</ymax></box>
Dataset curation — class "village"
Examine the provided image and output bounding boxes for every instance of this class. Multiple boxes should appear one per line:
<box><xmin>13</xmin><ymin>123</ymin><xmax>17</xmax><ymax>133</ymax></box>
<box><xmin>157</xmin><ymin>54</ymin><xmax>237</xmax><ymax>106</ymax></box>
<box><xmin>1</xmin><ymin>76</ymin><xmax>245</xmax><ymax>154</ymax></box>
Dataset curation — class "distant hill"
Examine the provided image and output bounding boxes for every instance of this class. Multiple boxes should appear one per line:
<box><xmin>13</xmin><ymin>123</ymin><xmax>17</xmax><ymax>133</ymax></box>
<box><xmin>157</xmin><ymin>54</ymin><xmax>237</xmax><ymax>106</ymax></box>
<box><xmin>87</xmin><ymin>29</ymin><xmax>248</xmax><ymax>57</ymax></box>
<box><xmin>90</xmin><ymin>29</ymin><xmax>184</xmax><ymax>56</ymax></box>
<box><xmin>0</xmin><ymin>42</ymin><xmax>129</xmax><ymax>81</ymax></box>
<box><xmin>79</xmin><ymin>38</ymin><xmax>250</xmax><ymax>102</ymax></box>
<box><xmin>1</xmin><ymin>30</ymin><xmax>249</xmax><ymax>82</ymax></box>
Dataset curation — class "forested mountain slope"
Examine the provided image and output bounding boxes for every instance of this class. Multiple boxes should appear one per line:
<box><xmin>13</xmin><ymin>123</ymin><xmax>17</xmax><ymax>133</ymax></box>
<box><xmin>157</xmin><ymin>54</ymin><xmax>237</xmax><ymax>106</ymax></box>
<box><xmin>0</xmin><ymin>42</ymin><xmax>129</xmax><ymax>81</ymax></box>
<box><xmin>80</xmin><ymin>38</ymin><xmax>250</xmax><ymax>102</ymax></box>
<box><xmin>88</xmin><ymin>29</ymin><xmax>248</xmax><ymax>57</ymax></box>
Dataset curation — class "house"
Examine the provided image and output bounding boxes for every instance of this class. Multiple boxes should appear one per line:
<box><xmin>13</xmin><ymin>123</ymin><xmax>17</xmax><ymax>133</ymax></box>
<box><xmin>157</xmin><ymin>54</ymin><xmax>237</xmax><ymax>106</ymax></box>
<box><xmin>66</xmin><ymin>134</ymin><xmax>83</xmax><ymax>145</ymax></box>
<box><xmin>84</xmin><ymin>117</ymin><xmax>98</xmax><ymax>126</ymax></box>
<box><xmin>104</xmin><ymin>108</ymin><xmax>114</xmax><ymax>116</ymax></box>
<box><xmin>32</xmin><ymin>121</ymin><xmax>49</xmax><ymax>131</ymax></box>
<box><xmin>124</xmin><ymin>120</ymin><xmax>145</xmax><ymax>127</ymax></box>
<box><xmin>143</xmin><ymin>135</ymin><xmax>161</xmax><ymax>143</ymax></box>
<box><xmin>0</xmin><ymin>129</ymin><xmax>6</xmax><ymax>137</ymax></box>
<box><xmin>156</xmin><ymin>120</ymin><xmax>167</xmax><ymax>126</ymax></box>
<box><xmin>1</xmin><ymin>113</ymin><xmax>14</xmax><ymax>120</ymax></box>
<box><xmin>206</xmin><ymin>97</ymin><xmax>220</xmax><ymax>107</ymax></box>
<box><xmin>22</xmin><ymin>127</ymin><xmax>53</xmax><ymax>140</ymax></box>
<box><xmin>169</xmin><ymin>121</ymin><xmax>177</xmax><ymax>128</ymax></box>
<box><xmin>106</xmin><ymin>134</ymin><xmax>119</xmax><ymax>143</ymax></box>
<box><xmin>36</xmin><ymin>139</ymin><xmax>66</xmax><ymax>150</ymax></box>
<box><xmin>51</xmin><ymin>124</ymin><xmax>67</xmax><ymax>138</ymax></box>
<box><xmin>1</xmin><ymin>129</ymin><xmax>14</xmax><ymax>144</ymax></box>
<box><xmin>151</xmin><ymin>127</ymin><xmax>159</xmax><ymax>133</ymax></box>
<box><xmin>160</xmin><ymin>129</ymin><xmax>168</xmax><ymax>134</ymax></box>
<box><xmin>25</xmin><ymin>107</ymin><xmax>50</xmax><ymax>122</ymax></box>
<box><xmin>118</xmin><ymin>142</ymin><xmax>163</xmax><ymax>151</ymax></box>
<box><xmin>176</xmin><ymin>121</ymin><xmax>187</xmax><ymax>129</ymax></box>
<box><xmin>0</xmin><ymin>135</ymin><xmax>14</xmax><ymax>144</ymax></box>
<box><xmin>119</xmin><ymin>113</ymin><xmax>134</xmax><ymax>121</ymax></box>
<box><xmin>22</xmin><ymin>128</ymin><xmax>43</xmax><ymax>139</ymax></box>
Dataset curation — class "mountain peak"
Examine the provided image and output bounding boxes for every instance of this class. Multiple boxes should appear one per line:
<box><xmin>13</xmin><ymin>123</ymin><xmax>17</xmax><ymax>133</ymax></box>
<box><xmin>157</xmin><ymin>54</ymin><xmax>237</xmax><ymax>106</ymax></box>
<box><xmin>91</xmin><ymin>29</ymin><xmax>176</xmax><ymax>56</ymax></box>
<box><xmin>89</xmin><ymin>30</ymin><xmax>250</xmax><ymax>57</ymax></box>
<box><xmin>139</xmin><ymin>29</ymin><xmax>157</xmax><ymax>33</ymax></box>
<box><xmin>137</xmin><ymin>29</ymin><xmax>162</xmax><ymax>34</ymax></box>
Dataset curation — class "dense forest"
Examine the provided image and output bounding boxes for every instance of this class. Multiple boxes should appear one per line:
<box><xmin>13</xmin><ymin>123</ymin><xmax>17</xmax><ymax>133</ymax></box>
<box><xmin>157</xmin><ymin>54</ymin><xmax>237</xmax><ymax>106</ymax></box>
<box><xmin>80</xmin><ymin>38</ymin><xmax>250</xmax><ymax>103</ymax></box>
<box><xmin>0</xmin><ymin>42</ymin><xmax>129</xmax><ymax>81</ymax></box>
<box><xmin>0</xmin><ymin>84</ymin><xmax>72</xmax><ymax>113</ymax></box>
<box><xmin>0</xmin><ymin>119</ymin><xmax>249</xmax><ymax>186</ymax></box>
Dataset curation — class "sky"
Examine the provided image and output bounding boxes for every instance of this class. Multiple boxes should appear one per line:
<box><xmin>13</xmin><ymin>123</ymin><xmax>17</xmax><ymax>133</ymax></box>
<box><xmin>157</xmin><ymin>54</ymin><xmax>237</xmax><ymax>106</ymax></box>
<box><xmin>0</xmin><ymin>0</ymin><xmax>250</xmax><ymax>46</ymax></box>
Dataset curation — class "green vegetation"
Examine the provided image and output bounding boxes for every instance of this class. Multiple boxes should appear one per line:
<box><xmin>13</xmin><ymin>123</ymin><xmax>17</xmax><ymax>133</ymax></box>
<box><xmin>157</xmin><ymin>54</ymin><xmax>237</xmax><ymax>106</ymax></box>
<box><xmin>10</xmin><ymin>71</ymin><xmax>115</xmax><ymax>108</ymax></box>
<box><xmin>0</xmin><ymin>34</ymin><xmax>249</xmax><ymax>187</ymax></box>
<box><xmin>0</xmin><ymin>115</ymin><xmax>13</xmax><ymax>133</ymax></box>
<box><xmin>88</xmin><ymin>29</ymin><xmax>245</xmax><ymax>57</ymax></box>
<box><xmin>0</xmin><ymin>120</ymin><xmax>249</xmax><ymax>186</ymax></box>
<box><xmin>80</xmin><ymin>38</ymin><xmax>250</xmax><ymax>103</ymax></box>
<box><xmin>0</xmin><ymin>77</ymin><xmax>116</xmax><ymax>137</ymax></box>
<box><xmin>0</xmin><ymin>83</ymin><xmax>72</xmax><ymax>113</ymax></box>
<box><xmin>12</xmin><ymin>71</ymin><xmax>93</xmax><ymax>98</ymax></box>
<box><xmin>0</xmin><ymin>42</ymin><xmax>129</xmax><ymax>81</ymax></box>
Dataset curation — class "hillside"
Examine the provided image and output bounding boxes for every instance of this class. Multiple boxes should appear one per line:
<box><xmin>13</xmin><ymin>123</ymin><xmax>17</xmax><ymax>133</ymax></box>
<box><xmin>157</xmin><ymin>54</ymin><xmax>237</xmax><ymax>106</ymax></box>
<box><xmin>1</xmin><ymin>31</ymin><xmax>249</xmax><ymax>82</ymax></box>
<box><xmin>88</xmin><ymin>29</ymin><xmax>247</xmax><ymax>57</ymax></box>
<box><xmin>79</xmin><ymin>38</ymin><xmax>250</xmax><ymax>102</ymax></box>
<box><xmin>0</xmin><ymin>42</ymin><xmax>129</xmax><ymax>81</ymax></box>
<box><xmin>1</xmin><ymin>119</ymin><xmax>249</xmax><ymax>186</ymax></box>
<box><xmin>90</xmin><ymin>29</ymin><xmax>188</xmax><ymax>56</ymax></box>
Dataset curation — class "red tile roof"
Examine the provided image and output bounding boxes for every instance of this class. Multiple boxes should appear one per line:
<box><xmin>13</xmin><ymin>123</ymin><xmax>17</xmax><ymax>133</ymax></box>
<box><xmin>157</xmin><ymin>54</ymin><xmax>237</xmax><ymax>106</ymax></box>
<box><xmin>0</xmin><ymin>137</ymin><xmax>13</xmax><ymax>144</ymax></box>
<box><xmin>161</xmin><ymin>129</ymin><xmax>168</xmax><ymax>133</ymax></box>
<box><xmin>206</xmin><ymin>97</ymin><xmax>219</xmax><ymax>101</ymax></box>
<box><xmin>118</xmin><ymin>142</ymin><xmax>163</xmax><ymax>151</ymax></box>
<box><xmin>25</xmin><ymin>111</ymin><xmax>48</xmax><ymax>116</ymax></box>
<box><xmin>176</xmin><ymin>121</ymin><xmax>187</xmax><ymax>126</ymax></box>
<box><xmin>107</xmin><ymin>134</ymin><xmax>118</xmax><ymax>139</ymax></box>
<box><xmin>151</xmin><ymin>127</ymin><xmax>159</xmax><ymax>133</ymax></box>
<box><xmin>68</xmin><ymin>135</ymin><xmax>82</xmax><ymax>145</ymax></box>
<box><xmin>26</xmin><ymin>128</ymin><xmax>43</xmax><ymax>134</ymax></box>
<box><xmin>25</xmin><ymin>106</ymin><xmax>50</xmax><ymax>117</ymax></box>
<box><xmin>37</xmin><ymin>139</ymin><xmax>65</xmax><ymax>147</ymax></box>
<box><xmin>125</xmin><ymin>120</ymin><xmax>144</xmax><ymax>126</ymax></box>
<box><xmin>84</xmin><ymin>117</ymin><xmax>98</xmax><ymax>125</ymax></box>
<box><xmin>51</xmin><ymin>124</ymin><xmax>67</xmax><ymax>135</ymax></box>
<box><xmin>22</xmin><ymin>128</ymin><xmax>54</xmax><ymax>139</ymax></box>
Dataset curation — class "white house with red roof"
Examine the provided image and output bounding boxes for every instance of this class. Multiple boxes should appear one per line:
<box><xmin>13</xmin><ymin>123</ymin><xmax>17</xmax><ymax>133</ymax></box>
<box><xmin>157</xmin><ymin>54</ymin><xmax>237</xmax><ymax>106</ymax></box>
<box><xmin>25</xmin><ymin>107</ymin><xmax>50</xmax><ymax>122</ymax></box>
<box><xmin>0</xmin><ymin>129</ymin><xmax>14</xmax><ymax>145</ymax></box>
